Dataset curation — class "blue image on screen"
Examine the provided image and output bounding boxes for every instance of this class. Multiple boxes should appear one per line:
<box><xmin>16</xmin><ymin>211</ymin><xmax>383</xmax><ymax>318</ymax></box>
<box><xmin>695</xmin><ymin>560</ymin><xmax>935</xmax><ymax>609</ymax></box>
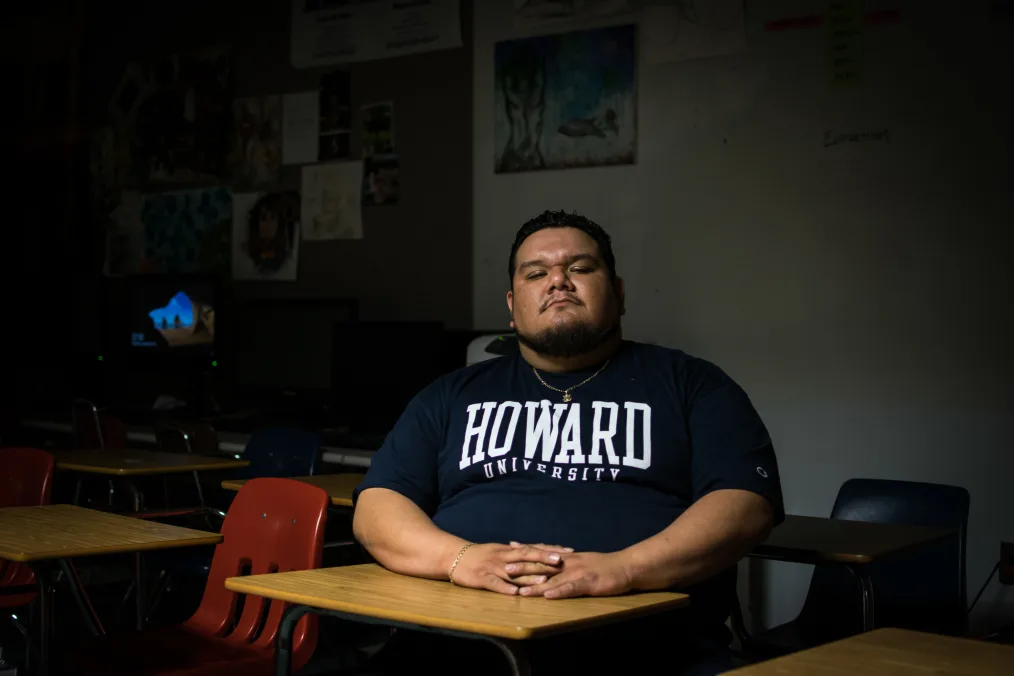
<box><xmin>148</xmin><ymin>291</ymin><xmax>195</xmax><ymax>330</ymax></box>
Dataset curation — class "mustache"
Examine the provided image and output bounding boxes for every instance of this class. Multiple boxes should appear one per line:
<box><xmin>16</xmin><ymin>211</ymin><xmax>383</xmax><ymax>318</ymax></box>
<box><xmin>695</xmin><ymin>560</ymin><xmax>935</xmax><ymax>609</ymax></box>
<box><xmin>541</xmin><ymin>294</ymin><xmax>582</xmax><ymax>312</ymax></box>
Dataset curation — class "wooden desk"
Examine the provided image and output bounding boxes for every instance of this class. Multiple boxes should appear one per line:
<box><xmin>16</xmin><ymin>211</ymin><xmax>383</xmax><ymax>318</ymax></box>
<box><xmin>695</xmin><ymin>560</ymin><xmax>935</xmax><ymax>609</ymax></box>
<box><xmin>55</xmin><ymin>448</ymin><xmax>249</xmax><ymax>476</ymax></box>
<box><xmin>751</xmin><ymin>515</ymin><xmax>954</xmax><ymax>632</ymax></box>
<box><xmin>0</xmin><ymin>504</ymin><xmax>222</xmax><ymax>562</ymax></box>
<box><xmin>726</xmin><ymin>627</ymin><xmax>1014</xmax><ymax>675</ymax></box>
<box><xmin>225</xmin><ymin>563</ymin><xmax>688</xmax><ymax>675</ymax></box>
<box><xmin>0</xmin><ymin>504</ymin><xmax>222</xmax><ymax>675</ymax></box>
<box><xmin>755</xmin><ymin>515</ymin><xmax>951</xmax><ymax>565</ymax></box>
<box><xmin>221</xmin><ymin>474</ymin><xmax>362</xmax><ymax>507</ymax></box>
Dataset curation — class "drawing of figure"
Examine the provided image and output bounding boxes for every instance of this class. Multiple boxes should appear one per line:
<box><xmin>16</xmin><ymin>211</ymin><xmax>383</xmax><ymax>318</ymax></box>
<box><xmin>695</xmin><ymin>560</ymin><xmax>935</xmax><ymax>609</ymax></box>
<box><xmin>247</xmin><ymin>191</ymin><xmax>298</xmax><ymax>274</ymax></box>
<box><xmin>497</xmin><ymin>44</ymin><xmax>547</xmax><ymax>172</ymax></box>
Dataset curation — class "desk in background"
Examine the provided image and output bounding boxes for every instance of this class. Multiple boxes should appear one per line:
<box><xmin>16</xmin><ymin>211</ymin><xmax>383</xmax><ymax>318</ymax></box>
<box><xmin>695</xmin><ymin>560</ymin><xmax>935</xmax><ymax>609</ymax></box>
<box><xmin>0</xmin><ymin>504</ymin><xmax>222</xmax><ymax>676</ymax></box>
<box><xmin>225</xmin><ymin>563</ymin><xmax>689</xmax><ymax>676</ymax></box>
<box><xmin>726</xmin><ymin>627</ymin><xmax>1014</xmax><ymax>675</ymax></box>
<box><xmin>221</xmin><ymin>474</ymin><xmax>361</xmax><ymax>507</ymax></box>
<box><xmin>21</xmin><ymin>418</ymin><xmax>376</xmax><ymax>468</ymax></box>
<box><xmin>751</xmin><ymin>514</ymin><xmax>953</xmax><ymax>631</ymax></box>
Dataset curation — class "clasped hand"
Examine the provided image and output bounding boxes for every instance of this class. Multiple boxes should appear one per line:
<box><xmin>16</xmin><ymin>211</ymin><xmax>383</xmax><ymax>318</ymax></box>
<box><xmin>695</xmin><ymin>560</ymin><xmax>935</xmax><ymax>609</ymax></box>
<box><xmin>450</xmin><ymin>541</ymin><xmax>632</xmax><ymax>599</ymax></box>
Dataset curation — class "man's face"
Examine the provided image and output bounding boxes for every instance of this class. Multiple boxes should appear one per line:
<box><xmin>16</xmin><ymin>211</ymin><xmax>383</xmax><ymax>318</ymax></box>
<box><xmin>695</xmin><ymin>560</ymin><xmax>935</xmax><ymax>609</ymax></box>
<box><xmin>507</xmin><ymin>227</ymin><xmax>623</xmax><ymax>356</ymax></box>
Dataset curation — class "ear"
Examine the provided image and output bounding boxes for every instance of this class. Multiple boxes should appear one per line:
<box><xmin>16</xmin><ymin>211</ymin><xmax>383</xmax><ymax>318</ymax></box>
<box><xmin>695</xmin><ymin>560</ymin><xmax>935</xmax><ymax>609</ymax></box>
<box><xmin>615</xmin><ymin>276</ymin><xmax>627</xmax><ymax>316</ymax></box>
<box><xmin>506</xmin><ymin>289</ymin><xmax>516</xmax><ymax>329</ymax></box>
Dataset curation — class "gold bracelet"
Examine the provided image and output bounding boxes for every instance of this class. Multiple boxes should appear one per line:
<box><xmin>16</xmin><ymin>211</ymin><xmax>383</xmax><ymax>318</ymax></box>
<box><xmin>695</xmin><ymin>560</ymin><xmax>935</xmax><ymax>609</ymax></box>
<box><xmin>448</xmin><ymin>542</ymin><xmax>474</xmax><ymax>584</ymax></box>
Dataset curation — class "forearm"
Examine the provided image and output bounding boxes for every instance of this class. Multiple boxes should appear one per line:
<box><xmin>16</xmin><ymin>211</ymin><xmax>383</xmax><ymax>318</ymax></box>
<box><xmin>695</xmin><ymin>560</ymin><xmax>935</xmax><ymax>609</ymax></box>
<box><xmin>352</xmin><ymin>487</ymin><xmax>467</xmax><ymax>580</ymax></box>
<box><xmin>621</xmin><ymin>489</ymin><xmax>775</xmax><ymax>591</ymax></box>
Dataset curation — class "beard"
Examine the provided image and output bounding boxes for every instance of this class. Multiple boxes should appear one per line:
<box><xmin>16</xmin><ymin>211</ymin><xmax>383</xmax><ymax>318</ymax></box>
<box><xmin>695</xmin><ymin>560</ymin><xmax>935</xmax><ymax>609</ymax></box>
<box><xmin>515</xmin><ymin>319</ymin><xmax>619</xmax><ymax>358</ymax></box>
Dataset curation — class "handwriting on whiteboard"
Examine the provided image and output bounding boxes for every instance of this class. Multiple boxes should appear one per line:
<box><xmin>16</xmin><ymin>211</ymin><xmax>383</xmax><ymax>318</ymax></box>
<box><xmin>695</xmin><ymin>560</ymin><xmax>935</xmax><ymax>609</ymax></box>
<box><xmin>824</xmin><ymin>129</ymin><xmax>890</xmax><ymax>147</ymax></box>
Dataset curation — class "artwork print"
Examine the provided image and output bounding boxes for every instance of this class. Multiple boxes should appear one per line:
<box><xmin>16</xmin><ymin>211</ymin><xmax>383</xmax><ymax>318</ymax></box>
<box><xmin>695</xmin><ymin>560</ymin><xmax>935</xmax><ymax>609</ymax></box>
<box><xmin>232</xmin><ymin>95</ymin><xmax>282</xmax><ymax>185</ymax></box>
<box><xmin>139</xmin><ymin>188</ymin><xmax>232</xmax><ymax>275</ymax></box>
<box><xmin>494</xmin><ymin>25</ymin><xmax>636</xmax><ymax>173</ymax></box>
<box><xmin>232</xmin><ymin>191</ymin><xmax>301</xmax><ymax>281</ymax></box>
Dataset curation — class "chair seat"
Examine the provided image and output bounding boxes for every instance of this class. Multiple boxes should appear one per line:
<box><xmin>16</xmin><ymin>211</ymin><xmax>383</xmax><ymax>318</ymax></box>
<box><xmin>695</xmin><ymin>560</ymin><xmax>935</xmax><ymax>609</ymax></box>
<box><xmin>72</xmin><ymin>625</ymin><xmax>275</xmax><ymax>676</ymax></box>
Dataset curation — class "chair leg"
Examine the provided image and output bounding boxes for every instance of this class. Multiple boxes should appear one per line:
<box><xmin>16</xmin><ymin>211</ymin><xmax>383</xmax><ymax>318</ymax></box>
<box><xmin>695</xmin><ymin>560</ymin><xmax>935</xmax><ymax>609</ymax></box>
<box><xmin>192</xmin><ymin>470</ymin><xmax>213</xmax><ymax>529</ymax></box>
<box><xmin>145</xmin><ymin>570</ymin><xmax>170</xmax><ymax>624</ymax></box>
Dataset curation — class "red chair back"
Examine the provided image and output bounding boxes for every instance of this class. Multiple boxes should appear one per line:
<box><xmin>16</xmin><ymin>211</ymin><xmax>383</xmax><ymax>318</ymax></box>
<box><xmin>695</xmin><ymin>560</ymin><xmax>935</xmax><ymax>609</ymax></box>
<box><xmin>72</xmin><ymin>399</ymin><xmax>126</xmax><ymax>450</ymax></box>
<box><xmin>185</xmin><ymin>478</ymin><xmax>329</xmax><ymax>671</ymax></box>
<box><xmin>0</xmin><ymin>447</ymin><xmax>54</xmax><ymax>604</ymax></box>
<box><xmin>0</xmin><ymin>446</ymin><xmax>54</xmax><ymax>509</ymax></box>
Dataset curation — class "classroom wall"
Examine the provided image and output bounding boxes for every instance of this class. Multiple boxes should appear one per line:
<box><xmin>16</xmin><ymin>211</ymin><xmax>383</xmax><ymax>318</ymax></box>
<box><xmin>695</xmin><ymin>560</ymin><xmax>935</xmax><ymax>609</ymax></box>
<box><xmin>78</xmin><ymin>0</ymin><xmax>473</xmax><ymax>331</ymax></box>
<box><xmin>472</xmin><ymin>0</ymin><xmax>1014</xmax><ymax>629</ymax></box>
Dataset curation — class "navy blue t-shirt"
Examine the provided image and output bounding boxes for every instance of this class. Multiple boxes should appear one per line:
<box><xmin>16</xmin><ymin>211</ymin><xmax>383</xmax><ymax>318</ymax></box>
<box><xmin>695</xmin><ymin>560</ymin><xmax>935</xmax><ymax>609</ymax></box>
<box><xmin>354</xmin><ymin>340</ymin><xmax>784</xmax><ymax>626</ymax></box>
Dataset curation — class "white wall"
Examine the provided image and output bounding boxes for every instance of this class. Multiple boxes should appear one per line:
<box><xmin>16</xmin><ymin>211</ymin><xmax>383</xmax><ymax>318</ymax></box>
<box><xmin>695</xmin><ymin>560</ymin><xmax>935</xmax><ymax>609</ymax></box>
<box><xmin>472</xmin><ymin>0</ymin><xmax>1014</xmax><ymax>630</ymax></box>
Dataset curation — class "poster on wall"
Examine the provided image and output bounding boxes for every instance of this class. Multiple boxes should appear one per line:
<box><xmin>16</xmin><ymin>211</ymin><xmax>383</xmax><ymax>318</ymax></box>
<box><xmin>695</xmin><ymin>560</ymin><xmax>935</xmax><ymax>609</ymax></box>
<box><xmin>360</xmin><ymin>101</ymin><xmax>399</xmax><ymax>206</ymax></box>
<box><xmin>139</xmin><ymin>188</ymin><xmax>232</xmax><ymax>275</ymax></box>
<box><xmin>135</xmin><ymin>47</ymin><xmax>233</xmax><ymax>183</ymax></box>
<box><xmin>301</xmin><ymin>161</ymin><xmax>364</xmax><ymax>240</ymax></box>
<box><xmin>290</xmin><ymin>0</ymin><xmax>462</xmax><ymax>68</ymax></box>
<box><xmin>362</xmin><ymin>154</ymin><xmax>400</xmax><ymax>206</ymax></box>
<box><xmin>232</xmin><ymin>191</ymin><xmax>301</xmax><ymax>281</ymax></box>
<box><xmin>641</xmin><ymin>0</ymin><xmax>746</xmax><ymax>64</ymax></box>
<box><xmin>232</xmin><ymin>95</ymin><xmax>282</xmax><ymax>185</ymax></box>
<box><xmin>319</xmin><ymin>71</ymin><xmax>351</xmax><ymax>160</ymax></box>
<box><xmin>512</xmin><ymin>0</ymin><xmax>635</xmax><ymax>30</ymax></box>
<box><xmin>494</xmin><ymin>25</ymin><xmax>637</xmax><ymax>174</ymax></box>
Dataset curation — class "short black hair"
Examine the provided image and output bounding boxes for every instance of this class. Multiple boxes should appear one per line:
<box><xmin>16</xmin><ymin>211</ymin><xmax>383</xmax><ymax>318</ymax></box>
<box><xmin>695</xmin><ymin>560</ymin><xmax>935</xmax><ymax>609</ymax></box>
<box><xmin>508</xmin><ymin>210</ymin><xmax>617</xmax><ymax>285</ymax></box>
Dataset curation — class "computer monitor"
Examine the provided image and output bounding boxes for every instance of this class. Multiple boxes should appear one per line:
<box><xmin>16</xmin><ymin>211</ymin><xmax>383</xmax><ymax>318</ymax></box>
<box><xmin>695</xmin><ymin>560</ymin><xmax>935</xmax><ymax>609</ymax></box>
<box><xmin>233</xmin><ymin>298</ymin><xmax>359</xmax><ymax>394</ymax></box>
<box><xmin>125</xmin><ymin>276</ymin><xmax>218</xmax><ymax>366</ymax></box>
<box><xmin>331</xmin><ymin>321</ymin><xmax>446</xmax><ymax>433</ymax></box>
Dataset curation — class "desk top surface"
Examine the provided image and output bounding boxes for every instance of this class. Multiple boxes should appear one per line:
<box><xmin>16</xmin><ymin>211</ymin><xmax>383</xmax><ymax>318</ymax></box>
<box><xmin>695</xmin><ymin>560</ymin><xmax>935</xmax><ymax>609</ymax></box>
<box><xmin>726</xmin><ymin>628</ymin><xmax>1014</xmax><ymax>675</ymax></box>
<box><xmin>220</xmin><ymin>474</ymin><xmax>361</xmax><ymax>507</ymax></box>
<box><xmin>55</xmin><ymin>449</ymin><xmax>250</xmax><ymax>475</ymax></box>
<box><xmin>0</xmin><ymin>504</ymin><xmax>222</xmax><ymax>562</ymax></box>
<box><xmin>225</xmin><ymin>563</ymin><xmax>688</xmax><ymax>640</ymax></box>
<box><xmin>754</xmin><ymin>514</ymin><xmax>953</xmax><ymax>564</ymax></box>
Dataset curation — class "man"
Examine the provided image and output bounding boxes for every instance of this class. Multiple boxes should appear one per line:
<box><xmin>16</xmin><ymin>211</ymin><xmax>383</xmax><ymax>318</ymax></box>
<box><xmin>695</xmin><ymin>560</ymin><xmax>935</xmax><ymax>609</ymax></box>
<box><xmin>352</xmin><ymin>211</ymin><xmax>784</xmax><ymax>675</ymax></box>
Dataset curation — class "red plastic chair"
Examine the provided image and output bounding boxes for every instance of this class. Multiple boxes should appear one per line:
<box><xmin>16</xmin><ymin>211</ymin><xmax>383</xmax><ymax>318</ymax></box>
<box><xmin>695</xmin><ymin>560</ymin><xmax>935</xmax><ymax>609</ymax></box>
<box><xmin>0</xmin><ymin>447</ymin><xmax>54</xmax><ymax>608</ymax></box>
<box><xmin>74</xmin><ymin>477</ymin><xmax>330</xmax><ymax>676</ymax></box>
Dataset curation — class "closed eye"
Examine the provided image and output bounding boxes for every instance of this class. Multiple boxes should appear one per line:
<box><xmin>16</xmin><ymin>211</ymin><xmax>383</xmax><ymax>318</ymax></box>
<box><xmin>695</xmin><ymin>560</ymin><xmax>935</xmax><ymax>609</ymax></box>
<box><xmin>526</xmin><ymin>271</ymin><xmax>546</xmax><ymax>280</ymax></box>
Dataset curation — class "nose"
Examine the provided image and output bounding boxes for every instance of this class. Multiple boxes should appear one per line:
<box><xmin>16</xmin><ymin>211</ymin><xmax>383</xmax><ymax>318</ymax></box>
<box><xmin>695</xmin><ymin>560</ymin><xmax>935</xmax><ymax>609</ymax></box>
<box><xmin>547</xmin><ymin>266</ymin><xmax>576</xmax><ymax>293</ymax></box>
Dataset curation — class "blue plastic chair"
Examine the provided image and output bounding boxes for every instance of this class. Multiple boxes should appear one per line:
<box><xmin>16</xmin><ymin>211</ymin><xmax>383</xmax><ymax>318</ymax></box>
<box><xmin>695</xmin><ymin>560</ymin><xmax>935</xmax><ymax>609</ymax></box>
<box><xmin>237</xmin><ymin>427</ymin><xmax>322</xmax><ymax>479</ymax></box>
<box><xmin>747</xmin><ymin>478</ymin><xmax>969</xmax><ymax>654</ymax></box>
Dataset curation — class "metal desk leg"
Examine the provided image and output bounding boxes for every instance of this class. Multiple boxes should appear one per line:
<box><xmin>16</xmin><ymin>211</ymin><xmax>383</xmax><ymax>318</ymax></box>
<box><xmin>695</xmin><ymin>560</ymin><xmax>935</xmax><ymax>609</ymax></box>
<box><xmin>58</xmin><ymin>560</ymin><xmax>104</xmax><ymax>636</ymax></box>
<box><xmin>847</xmin><ymin>564</ymin><xmax>875</xmax><ymax>631</ymax></box>
<box><xmin>35</xmin><ymin>571</ymin><xmax>55</xmax><ymax>676</ymax></box>
<box><xmin>488</xmin><ymin>638</ymin><xmax>531</xmax><ymax>676</ymax></box>
<box><xmin>275</xmin><ymin>605</ymin><xmax>313</xmax><ymax>676</ymax></box>
<box><xmin>135</xmin><ymin>552</ymin><xmax>146</xmax><ymax>631</ymax></box>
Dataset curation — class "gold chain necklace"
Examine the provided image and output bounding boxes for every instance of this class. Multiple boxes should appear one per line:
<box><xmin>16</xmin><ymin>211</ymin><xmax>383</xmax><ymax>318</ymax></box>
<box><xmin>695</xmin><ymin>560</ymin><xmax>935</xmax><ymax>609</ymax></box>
<box><xmin>531</xmin><ymin>359</ymin><xmax>611</xmax><ymax>403</ymax></box>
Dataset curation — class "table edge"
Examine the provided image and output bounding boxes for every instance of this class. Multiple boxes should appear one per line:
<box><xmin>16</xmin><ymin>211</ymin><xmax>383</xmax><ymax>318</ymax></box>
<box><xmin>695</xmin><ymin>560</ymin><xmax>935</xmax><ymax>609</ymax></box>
<box><xmin>58</xmin><ymin>460</ymin><xmax>250</xmax><ymax>475</ymax></box>
<box><xmin>224</xmin><ymin>577</ymin><xmax>689</xmax><ymax>640</ymax></box>
<box><xmin>0</xmin><ymin>534</ymin><xmax>223</xmax><ymax>563</ymax></box>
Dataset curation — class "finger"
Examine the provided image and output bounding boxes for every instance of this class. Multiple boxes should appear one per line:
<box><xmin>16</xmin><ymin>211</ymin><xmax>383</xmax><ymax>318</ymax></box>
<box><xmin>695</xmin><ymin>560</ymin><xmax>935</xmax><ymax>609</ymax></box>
<box><xmin>510</xmin><ymin>575</ymin><xmax>548</xmax><ymax>586</ymax></box>
<box><xmin>502</xmin><ymin>545</ymin><xmax>564</xmax><ymax>566</ymax></box>
<box><xmin>483</xmin><ymin>573</ymin><xmax>518</xmax><ymax>596</ymax></box>
<box><xmin>519</xmin><ymin>573</ymin><xmax>584</xmax><ymax>598</ymax></box>
<box><xmin>504</xmin><ymin>562</ymin><xmax>560</xmax><ymax>577</ymax></box>
<box><xmin>544</xmin><ymin>579</ymin><xmax>583</xmax><ymax>599</ymax></box>
<box><xmin>510</xmin><ymin>541</ymin><xmax>575</xmax><ymax>553</ymax></box>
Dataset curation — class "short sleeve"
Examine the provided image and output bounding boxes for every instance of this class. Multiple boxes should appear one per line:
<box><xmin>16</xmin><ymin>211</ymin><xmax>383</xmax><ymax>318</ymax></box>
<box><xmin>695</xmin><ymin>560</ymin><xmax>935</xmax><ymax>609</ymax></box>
<box><xmin>352</xmin><ymin>381</ymin><xmax>445</xmax><ymax>515</ymax></box>
<box><xmin>684</xmin><ymin>359</ymin><xmax>785</xmax><ymax>525</ymax></box>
